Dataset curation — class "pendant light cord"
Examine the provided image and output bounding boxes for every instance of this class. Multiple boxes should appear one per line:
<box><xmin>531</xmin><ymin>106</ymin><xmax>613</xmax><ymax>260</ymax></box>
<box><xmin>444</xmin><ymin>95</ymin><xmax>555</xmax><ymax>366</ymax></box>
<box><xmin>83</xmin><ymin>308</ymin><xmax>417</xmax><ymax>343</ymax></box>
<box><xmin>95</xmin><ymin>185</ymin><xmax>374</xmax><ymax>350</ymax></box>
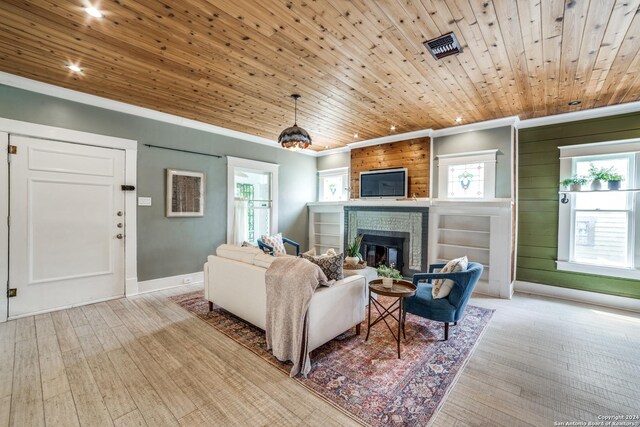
<box><xmin>294</xmin><ymin>96</ymin><xmax>298</xmax><ymax>125</ymax></box>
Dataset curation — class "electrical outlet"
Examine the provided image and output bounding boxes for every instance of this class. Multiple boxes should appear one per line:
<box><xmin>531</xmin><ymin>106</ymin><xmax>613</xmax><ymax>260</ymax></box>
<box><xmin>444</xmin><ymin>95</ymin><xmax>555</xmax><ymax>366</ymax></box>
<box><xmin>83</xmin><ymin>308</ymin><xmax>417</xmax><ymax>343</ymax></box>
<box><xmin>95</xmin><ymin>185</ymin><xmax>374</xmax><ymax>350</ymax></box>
<box><xmin>183</xmin><ymin>277</ymin><xmax>193</xmax><ymax>284</ymax></box>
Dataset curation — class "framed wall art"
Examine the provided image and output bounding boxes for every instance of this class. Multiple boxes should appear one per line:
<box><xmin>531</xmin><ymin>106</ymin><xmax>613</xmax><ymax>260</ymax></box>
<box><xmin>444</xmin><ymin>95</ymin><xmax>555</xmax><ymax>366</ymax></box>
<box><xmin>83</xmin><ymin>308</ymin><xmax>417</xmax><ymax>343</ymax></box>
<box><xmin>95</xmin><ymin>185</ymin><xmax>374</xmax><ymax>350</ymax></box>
<box><xmin>166</xmin><ymin>168</ymin><xmax>205</xmax><ymax>217</ymax></box>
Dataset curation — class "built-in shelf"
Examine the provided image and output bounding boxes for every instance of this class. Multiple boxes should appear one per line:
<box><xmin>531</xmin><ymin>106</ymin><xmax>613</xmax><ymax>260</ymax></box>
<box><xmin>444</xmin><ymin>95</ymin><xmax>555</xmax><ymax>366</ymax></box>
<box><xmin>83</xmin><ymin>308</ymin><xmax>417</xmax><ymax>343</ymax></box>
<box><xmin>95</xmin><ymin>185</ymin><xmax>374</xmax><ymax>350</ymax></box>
<box><xmin>437</xmin><ymin>227</ymin><xmax>490</xmax><ymax>234</ymax></box>
<box><xmin>436</xmin><ymin>258</ymin><xmax>489</xmax><ymax>269</ymax></box>
<box><xmin>313</xmin><ymin>222</ymin><xmax>341</xmax><ymax>226</ymax></box>
<box><xmin>558</xmin><ymin>189</ymin><xmax>640</xmax><ymax>193</ymax></box>
<box><xmin>437</xmin><ymin>242</ymin><xmax>490</xmax><ymax>251</ymax></box>
<box><xmin>314</xmin><ymin>233</ymin><xmax>341</xmax><ymax>237</ymax></box>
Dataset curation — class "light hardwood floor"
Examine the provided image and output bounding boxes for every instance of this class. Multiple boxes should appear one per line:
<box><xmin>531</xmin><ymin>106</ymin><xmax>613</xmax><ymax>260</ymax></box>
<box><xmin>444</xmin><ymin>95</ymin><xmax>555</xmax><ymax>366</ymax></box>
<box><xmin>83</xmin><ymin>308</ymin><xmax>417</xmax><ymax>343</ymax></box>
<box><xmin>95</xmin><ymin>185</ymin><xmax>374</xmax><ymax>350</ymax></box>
<box><xmin>1</xmin><ymin>285</ymin><xmax>639</xmax><ymax>426</ymax></box>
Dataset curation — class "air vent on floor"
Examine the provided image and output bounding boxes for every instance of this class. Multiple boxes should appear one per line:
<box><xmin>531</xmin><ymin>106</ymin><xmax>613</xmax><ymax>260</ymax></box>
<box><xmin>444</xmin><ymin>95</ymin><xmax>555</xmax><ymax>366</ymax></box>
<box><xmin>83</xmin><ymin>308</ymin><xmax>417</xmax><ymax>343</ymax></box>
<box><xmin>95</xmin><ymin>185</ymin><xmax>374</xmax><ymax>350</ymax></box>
<box><xmin>423</xmin><ymin>32</ymin><xmax>463</xmax><ymax>60</ymax></box>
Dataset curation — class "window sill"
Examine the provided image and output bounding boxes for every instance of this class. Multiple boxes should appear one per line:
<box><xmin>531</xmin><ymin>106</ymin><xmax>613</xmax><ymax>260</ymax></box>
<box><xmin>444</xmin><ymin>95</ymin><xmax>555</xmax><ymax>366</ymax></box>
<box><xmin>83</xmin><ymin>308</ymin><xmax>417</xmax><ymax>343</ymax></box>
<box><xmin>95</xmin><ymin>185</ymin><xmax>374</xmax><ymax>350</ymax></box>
<box><xmin>556</xmin><ymin>261</ymin><xmax>640</xmax><ymax>280</ymax></box>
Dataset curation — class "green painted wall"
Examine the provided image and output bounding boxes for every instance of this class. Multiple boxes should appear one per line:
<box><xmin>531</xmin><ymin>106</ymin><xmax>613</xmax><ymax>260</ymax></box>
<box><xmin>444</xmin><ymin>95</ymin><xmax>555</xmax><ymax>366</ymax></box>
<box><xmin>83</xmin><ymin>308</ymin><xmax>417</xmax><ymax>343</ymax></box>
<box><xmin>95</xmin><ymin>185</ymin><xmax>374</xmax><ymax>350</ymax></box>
<box><xmin>0</xmin><ymin>85</ymin><xmax>317</xmax><ymax>281</ymax></box>
<box><xmin>518</xmin><ymin>112</ymin><xmax>640</xmax><ymax>299</ymax></box>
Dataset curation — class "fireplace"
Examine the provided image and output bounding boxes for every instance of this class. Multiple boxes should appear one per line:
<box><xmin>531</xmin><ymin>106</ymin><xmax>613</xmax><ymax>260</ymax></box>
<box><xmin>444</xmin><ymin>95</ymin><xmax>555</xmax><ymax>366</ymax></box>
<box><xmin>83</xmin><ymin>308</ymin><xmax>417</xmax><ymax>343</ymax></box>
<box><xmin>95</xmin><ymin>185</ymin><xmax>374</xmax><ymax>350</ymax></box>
<box><xmin>360</xmin><ymin>234</ymin><xmax>404</xmax><ymax>272</ymax></box>
<box><xmin>344</xmin><ymin>205</ymin><xmax>428</xmax><ymax>278</ymax></box>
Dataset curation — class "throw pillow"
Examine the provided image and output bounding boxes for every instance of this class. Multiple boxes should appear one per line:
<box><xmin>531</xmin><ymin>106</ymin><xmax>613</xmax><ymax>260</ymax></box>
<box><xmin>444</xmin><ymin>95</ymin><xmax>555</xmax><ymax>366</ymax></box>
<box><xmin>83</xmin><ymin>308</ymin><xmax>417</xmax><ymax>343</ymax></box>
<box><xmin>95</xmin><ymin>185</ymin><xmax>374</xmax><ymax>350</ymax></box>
<box><xmin>432</xmin><ymin>256</ymin><xmax>468</xmax><ymax>299</ymax></box>
<box><xmin>301</xmin><ymin>252</ymin><xmax>344</xmax><ymax>281</ymax></box>
<box><xmin>261</xmin><ymin>233</ymin><xmax>286</xmax><ymax>255</ymax></box>
<box><xmin>301</xmin><ymin>248</ymin><xmax>316</xmax><ymax>257</ymax></box>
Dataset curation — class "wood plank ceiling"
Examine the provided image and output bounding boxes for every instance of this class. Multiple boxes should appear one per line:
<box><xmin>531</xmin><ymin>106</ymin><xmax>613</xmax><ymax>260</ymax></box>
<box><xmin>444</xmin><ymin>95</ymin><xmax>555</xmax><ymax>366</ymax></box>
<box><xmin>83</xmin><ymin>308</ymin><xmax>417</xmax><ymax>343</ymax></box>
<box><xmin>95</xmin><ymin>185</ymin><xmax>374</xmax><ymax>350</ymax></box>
<box><xmin>1</xmin><ymin>0</ymin><xmax>639</xmax><ymax>150</ymax></box>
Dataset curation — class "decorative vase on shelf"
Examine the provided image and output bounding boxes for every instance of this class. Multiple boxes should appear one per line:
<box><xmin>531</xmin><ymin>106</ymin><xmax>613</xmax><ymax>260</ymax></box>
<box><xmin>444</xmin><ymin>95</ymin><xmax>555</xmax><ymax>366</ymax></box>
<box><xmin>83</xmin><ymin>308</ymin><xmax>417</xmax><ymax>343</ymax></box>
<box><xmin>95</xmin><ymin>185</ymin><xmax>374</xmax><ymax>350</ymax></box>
<box><xmin>345</xmin><ymin>256</ymin><xmax>359</xmax><ymax>266</ymax></box>
<box><xmin>608</xmin><ymin>180</ymin><xmax>621</xmax><ymax>190</ymax></box>
<box><xmin>591</xmin><ymin>180</ymin><xmax>602</xmax><ymax>190</ymax></box>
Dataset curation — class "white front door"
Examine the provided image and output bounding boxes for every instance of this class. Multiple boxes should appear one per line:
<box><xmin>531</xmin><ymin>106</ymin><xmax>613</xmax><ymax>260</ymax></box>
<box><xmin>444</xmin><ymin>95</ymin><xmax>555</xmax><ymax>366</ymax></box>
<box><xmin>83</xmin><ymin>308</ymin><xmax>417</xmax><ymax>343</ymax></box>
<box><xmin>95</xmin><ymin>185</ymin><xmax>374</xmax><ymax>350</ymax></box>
<box><xmin>8</xmin><ymin>135</ymin><xmax>126</xmax><ymax>317</ymax></box>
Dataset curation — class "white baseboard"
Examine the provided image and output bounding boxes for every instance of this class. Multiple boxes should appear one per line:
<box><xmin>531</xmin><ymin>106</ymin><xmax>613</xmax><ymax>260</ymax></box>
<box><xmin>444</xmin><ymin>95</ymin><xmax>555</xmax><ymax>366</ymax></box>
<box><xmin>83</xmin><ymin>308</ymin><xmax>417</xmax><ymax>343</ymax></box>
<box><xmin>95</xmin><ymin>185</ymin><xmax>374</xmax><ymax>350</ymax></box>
<box><xmin>136</xmin><ymin>271</ymin><xmax>204</xmax><ymax>295</ymax></box>
<box><xmin>515</xmin><ymin>280</ymin><xmax>640</xmax><ymax>313</ymax></box>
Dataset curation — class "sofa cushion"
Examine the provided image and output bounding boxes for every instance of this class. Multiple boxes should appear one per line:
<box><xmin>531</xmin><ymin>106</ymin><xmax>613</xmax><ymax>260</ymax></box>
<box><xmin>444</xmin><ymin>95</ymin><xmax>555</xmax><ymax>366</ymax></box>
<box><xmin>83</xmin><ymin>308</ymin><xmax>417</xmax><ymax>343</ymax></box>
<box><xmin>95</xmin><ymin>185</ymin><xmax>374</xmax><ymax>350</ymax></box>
<box><xmin>253</xmin><ymin>253</ymin><xmax>276</xmax><ymax>269</ymax></box>
<box><xmin>433</xmin><ymin>256</ymin><xmax>468</xmax><ymax>299</ymax></box>
<box><xmin>216</xmin><ymin>244</ymin><xmax>263</xmax><ymax>264</ymax></box>
<box><xmin>301</xmin><ymin>252</ymin><xmax>344</xmax><ymax>281</ymax></box>
<box><xmin>260</xmin><ymin>233</ymin><xmax>286</xmax><ymax>255</ymax></box>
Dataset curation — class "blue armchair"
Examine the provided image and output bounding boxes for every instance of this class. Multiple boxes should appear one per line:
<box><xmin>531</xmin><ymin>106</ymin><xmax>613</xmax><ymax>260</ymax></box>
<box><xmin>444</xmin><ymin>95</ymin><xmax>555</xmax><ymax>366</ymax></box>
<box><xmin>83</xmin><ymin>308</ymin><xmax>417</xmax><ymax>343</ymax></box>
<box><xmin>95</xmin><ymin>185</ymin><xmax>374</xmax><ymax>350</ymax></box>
<box><xmin>257</xmin><ymin>237</ymin><xmax>300</xmax><ymax>256</ymax></box>
<box><xmin>404</xmin><ymin>262</ymin><xmax>483</xmax><ymax>341</ymax></box>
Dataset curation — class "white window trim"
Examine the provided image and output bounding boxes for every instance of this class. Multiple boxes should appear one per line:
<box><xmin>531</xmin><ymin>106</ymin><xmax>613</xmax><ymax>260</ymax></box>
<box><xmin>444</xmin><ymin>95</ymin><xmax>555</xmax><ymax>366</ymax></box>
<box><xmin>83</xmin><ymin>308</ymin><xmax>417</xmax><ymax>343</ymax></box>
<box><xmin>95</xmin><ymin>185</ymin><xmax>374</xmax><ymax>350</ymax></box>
<box><xmin>437</xmin><ymin>149</ymin><xmax>497</xmax><ymax>200</ymax></box>
<box><xmin>557</xmin><ymin>139</ymin><xmax>640</xmax><ymax>279</ymax></box>
<box><xmin>226</xmin><ymin>156</ymin><xmax>279</xmax><ymax>244</ymax></box>
<box><xmin>318</xmin><ymin>166</ymin><xmax>349</xmax><ymax>202</ymax></box>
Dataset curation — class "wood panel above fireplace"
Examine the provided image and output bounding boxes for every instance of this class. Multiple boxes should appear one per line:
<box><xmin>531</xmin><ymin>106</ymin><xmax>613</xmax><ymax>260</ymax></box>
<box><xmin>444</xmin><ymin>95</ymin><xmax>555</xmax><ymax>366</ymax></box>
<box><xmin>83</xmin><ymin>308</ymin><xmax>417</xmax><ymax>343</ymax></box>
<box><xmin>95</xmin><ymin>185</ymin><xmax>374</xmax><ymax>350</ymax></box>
<box><xmin>350</xmin><ymin>138</ymin><xmax>430</xmax><ymax>199</ymax></box>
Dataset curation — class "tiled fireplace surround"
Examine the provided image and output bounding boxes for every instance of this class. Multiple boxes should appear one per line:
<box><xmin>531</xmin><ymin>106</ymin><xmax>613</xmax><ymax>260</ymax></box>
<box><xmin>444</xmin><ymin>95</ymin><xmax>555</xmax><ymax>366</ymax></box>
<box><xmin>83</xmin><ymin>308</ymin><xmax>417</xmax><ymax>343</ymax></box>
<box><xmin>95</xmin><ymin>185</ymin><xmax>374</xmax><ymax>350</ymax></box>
<box><xmin>344</xmin><ymin>206</ymin><xmax>429</xmax><ymax>277</ymax></box>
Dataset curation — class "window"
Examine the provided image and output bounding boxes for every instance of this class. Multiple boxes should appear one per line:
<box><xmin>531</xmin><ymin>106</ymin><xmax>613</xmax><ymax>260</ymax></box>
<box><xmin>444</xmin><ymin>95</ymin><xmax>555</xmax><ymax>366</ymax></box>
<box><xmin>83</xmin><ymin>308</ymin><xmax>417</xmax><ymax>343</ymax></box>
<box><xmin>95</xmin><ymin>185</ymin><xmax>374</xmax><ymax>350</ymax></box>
<box><xmin>557</xmin><ymin>140</ymin><xmax>640</xmax><ymax>279</ymax></box>
<box><xmin>318</xmin><ymin>167</ymin><xmax>349</xmax><ymax>202</ymax></box>
<box><xmin>437</xmin><ymin>150</ymin><xmax>497</xmax><ymax>200</ymax></box>
<box><xmin>227</xmin><ymin>157</ymin><xmax>278</xmax><ymax>245</ymax></box>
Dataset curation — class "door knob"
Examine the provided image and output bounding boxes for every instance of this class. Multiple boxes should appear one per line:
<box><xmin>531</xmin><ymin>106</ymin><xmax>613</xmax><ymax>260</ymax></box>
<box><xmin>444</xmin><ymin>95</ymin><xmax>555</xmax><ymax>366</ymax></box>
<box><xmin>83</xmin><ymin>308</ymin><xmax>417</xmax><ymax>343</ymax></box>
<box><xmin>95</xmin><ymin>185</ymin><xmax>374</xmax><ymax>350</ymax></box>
<box><xmin>116</xmin><ymin>234</ymin><xmax>124</xmax><ymax>239</ymax></box>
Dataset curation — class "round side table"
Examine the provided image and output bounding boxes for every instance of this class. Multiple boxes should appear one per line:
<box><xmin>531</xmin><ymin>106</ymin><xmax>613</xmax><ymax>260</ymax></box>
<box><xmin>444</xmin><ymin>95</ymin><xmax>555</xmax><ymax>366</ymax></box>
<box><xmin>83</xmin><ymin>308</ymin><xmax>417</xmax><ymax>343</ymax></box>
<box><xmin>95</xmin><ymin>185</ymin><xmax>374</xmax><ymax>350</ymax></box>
<box><xmin>366</xmin><ymin>278</ymin><xmax>417</xmax><ymax>358</ymax></box>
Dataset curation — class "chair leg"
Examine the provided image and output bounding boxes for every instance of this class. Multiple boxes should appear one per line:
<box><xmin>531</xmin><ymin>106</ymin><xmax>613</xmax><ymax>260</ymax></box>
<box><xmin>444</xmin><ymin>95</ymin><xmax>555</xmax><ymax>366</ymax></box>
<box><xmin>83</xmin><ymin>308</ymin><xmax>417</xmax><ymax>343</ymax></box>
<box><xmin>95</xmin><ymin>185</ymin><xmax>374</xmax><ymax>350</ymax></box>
<box><xmin>444</xmin><ymin>322</ymin><xmax>449</xmax><ymax>341</ymax></box>
<box><xmin>454</xmin><ymin>321</ymin><xmax>457</xmax><ymax>326</ymax></box>
<box><xmin>355</xmin><ymin>324</ymin><xmax>361</xmax><ymax>335</ymax></box>
<box><xmin>208</xmin><ymin>301</ymin><xmax>213</xmax><ymax>312</ymax></box>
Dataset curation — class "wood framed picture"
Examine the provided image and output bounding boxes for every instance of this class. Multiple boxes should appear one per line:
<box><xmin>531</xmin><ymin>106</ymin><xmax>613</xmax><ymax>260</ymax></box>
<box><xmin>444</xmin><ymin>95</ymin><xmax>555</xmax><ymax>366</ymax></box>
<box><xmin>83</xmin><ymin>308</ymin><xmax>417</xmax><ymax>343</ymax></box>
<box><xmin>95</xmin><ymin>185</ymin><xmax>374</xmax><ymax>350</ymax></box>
<box><xmin>166</xmin><ymin>169</ymin><xmax>205</xmax><ymax>217</ymax></box>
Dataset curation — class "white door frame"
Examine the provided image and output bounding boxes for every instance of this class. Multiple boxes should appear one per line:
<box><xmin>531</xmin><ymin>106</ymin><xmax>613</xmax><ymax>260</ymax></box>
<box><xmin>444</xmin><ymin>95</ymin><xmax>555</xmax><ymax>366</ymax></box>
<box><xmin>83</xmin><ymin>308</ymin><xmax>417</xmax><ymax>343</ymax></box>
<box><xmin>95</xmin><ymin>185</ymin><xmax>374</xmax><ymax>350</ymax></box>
<box><xmin>0</xmin><ymin>118</ymin><xmax>138</xmax><ymax>322</ymax></box>
<box><xmin>226</xmin><ymin>156</ymin><xmax>279</xmax><ymax>244</ymax></box>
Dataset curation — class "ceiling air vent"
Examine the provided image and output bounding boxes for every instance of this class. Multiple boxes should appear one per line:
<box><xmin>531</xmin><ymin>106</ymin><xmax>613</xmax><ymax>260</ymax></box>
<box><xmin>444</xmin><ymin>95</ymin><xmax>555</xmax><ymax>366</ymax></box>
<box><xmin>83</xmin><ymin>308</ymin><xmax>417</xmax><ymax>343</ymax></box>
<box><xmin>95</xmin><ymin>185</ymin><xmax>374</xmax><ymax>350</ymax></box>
<box><xmin>423</xmin><ymin>32</ymin><xmax>463</xmax><ymax>60</ymax></box>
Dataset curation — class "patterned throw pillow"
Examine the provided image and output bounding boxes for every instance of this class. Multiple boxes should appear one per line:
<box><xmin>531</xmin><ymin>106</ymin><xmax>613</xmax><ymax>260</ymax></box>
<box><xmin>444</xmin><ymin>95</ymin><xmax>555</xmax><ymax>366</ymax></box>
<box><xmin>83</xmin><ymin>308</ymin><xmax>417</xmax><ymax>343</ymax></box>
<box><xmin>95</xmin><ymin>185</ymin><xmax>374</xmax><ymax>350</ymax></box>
<box><xmin>261</xmin><ymin>233</ymin><xmax>286</xmax><ymax>255</ymax></box>
<box><xmin>301</xmin><ymin>253</ymin><xmax>344</xmax><ymax>281</ymax></box>
<box><xmin>432</xmin><ymin>256</ymin><xmax>468</xmax><ymax>299</ymax></box>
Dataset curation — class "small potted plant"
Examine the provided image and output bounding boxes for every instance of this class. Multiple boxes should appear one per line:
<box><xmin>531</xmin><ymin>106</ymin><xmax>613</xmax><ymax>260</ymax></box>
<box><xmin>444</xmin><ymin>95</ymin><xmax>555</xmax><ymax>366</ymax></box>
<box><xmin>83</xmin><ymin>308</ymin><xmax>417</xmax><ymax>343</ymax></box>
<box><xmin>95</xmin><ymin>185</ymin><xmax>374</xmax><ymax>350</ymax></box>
<box><xmin>345</xmin><ymin>234</ymin><xmax>363</xmax><ymax>266</ymax></box>
<box><xmin>377</xmin><ymin>263</ymin><xmax>402</xmax><ymax>288</ymax></box>
<box><xmin>604</xmin><ymin>170</ymin><xmax>624</xmax><ymax>190</ymax></box>
<box><xmin>588</xmin><ymin>164</ymin><xmax>613</xmax><ymax>190</ymax></box>
<box><xmin>560</xmin><ymin>175</ymin><xmax>588</xmax><ymax>192</ymax></box>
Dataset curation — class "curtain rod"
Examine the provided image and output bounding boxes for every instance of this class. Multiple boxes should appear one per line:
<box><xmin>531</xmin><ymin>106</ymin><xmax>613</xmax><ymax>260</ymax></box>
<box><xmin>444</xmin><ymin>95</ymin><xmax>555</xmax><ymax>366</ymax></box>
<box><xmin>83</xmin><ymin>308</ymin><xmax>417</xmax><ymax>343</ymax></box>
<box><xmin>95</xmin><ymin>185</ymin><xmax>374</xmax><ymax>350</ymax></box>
<box><xmin>144</xmin><ymin>144</ymin><xmax>223</xmax><ymax>158</ymax></box>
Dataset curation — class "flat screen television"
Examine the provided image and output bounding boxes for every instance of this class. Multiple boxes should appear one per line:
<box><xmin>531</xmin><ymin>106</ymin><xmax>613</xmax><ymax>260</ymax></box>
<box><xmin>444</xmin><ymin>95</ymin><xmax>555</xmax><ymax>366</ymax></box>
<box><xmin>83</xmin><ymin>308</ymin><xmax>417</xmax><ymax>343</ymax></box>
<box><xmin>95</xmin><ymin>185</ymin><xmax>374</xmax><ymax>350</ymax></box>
<box><xmin>359</xmin><ymin>168</ymin><xmax>408</xmax><ymax>199</ymax></box>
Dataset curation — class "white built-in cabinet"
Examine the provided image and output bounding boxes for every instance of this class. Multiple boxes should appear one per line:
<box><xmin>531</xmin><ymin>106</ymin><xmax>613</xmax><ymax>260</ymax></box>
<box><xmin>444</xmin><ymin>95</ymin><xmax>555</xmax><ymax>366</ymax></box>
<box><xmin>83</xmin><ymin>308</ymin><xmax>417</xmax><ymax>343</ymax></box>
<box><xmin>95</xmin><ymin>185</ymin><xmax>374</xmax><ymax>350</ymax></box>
<box><xmin>308</xmin><ymin>204</ymin><xmax>344</xmax><ymax>254</ymax></box>
<box><xmin>428</xmin><ymin>200</ymin><xmax>514</xmax><ymax>298</ymax></box>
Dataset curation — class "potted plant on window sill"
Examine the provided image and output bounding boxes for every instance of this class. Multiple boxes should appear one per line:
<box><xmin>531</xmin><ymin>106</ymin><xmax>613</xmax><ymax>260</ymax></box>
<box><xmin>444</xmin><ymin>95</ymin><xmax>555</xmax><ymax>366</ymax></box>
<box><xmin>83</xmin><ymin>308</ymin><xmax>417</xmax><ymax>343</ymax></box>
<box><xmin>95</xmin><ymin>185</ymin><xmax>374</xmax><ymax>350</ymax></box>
<box><xmin>377</xmin><ymin>263</ymin><xmax>403</xmax><ymax>288</ymax></box>
<box><xmin>345</xmin><ymin>234</ymin><xmax>363</xmax><ymax>266</ymax></box>
<box><xmin>588</xmin><ymin>164</ymin><xmax>614</xmax><ymax>191</ymax></box>
<box><xmin>560</xmin><ymin>175</ymin><xmax>588</xmax><ymax>192</ymax></box>
<box><xmin>604</xmin><ymin>171</ymin><xmax>624</xmax><ymax>190</ymax></box>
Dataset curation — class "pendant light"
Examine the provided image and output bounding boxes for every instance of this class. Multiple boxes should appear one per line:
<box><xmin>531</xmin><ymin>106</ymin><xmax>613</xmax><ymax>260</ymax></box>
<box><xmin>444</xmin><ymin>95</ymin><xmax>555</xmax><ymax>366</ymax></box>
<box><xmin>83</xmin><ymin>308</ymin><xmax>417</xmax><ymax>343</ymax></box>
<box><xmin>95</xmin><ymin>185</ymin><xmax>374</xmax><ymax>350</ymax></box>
<box><xmin>278</xmin><ymin>94</ymin><xmax>312</xmax><ymax>151</ymax></box>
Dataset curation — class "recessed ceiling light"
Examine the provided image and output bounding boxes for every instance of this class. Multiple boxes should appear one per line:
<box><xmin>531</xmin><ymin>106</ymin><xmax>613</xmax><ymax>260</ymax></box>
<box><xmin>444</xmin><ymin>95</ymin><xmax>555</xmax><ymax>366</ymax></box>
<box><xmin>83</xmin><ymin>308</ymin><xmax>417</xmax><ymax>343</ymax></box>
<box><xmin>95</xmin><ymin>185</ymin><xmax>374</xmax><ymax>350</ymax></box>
<box><xmin>568</xmin><ymin>100</ymin><xmax>581</xmax><ymax>106</ymax></box>
<box><xmin>353</xmin><ymin>133</ymin><xmax>358</xmax><ymax>139</ymax></box>
<box><xmin>84</xmin><ymin>6</ymin><xmax>103</xmax><ymax>18</ymax></box>
<box><xmin>455</xmin><ymin>116</ymin><xmax>463</xmax><ymax>123</ymax></box>
<box><xmin>390</xmin><ymin>125</ymin><xmax>396</xmax><ymax>131</ymax></box>
<box><xmin>67</xmin><ymin>64</ymin><xmax>83</xmax><ymax>73</ymax></box>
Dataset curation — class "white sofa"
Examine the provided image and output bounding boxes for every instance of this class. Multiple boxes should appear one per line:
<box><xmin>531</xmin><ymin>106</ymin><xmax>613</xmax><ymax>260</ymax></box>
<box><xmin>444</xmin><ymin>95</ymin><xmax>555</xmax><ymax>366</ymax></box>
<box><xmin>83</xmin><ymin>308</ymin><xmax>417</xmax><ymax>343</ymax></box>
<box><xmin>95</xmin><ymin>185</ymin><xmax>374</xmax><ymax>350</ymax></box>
<box><xmin>204</xmin><ymin>245</ymin><xmax>366</xmax><ymax>352</ymax></box>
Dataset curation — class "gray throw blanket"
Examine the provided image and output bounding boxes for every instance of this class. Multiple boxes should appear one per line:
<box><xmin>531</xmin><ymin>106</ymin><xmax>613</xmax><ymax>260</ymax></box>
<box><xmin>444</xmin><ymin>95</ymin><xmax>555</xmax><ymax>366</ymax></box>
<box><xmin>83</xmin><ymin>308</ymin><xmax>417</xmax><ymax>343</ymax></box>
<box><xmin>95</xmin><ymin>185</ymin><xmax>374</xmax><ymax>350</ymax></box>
<box><xmin>265</xmin><ymin>257</ymin><xmax>330</xmax><ymax>377</ymax></box>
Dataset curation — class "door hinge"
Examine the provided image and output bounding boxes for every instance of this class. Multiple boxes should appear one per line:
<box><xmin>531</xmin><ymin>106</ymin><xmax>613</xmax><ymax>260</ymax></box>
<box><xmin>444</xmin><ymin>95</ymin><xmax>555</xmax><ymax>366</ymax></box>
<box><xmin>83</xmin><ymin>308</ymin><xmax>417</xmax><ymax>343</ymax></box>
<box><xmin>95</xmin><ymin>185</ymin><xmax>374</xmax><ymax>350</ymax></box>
<box><xmin>121</xmin><ymin>185</ymin><xmax>136</xmax><ymax>191</ymax></box>
<box><xmin>8</xmin><ymin>145</ymin><xmax>17</xmax><ymax>154</ymax></box>
<box><xmin>8</xmin><ymin>288</ymin><xmax>17</xmax><ymax>298</ymax></box>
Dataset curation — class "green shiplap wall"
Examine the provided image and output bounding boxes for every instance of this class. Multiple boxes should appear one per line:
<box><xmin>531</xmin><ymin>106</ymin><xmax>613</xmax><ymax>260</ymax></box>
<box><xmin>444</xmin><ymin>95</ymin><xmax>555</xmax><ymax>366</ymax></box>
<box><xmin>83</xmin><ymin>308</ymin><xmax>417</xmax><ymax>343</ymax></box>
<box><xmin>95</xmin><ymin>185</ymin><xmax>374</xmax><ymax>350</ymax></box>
<box><xmin>518</xmin><ymin>111</ymin><xmax>640</xmax><ymax>299</ymax></box>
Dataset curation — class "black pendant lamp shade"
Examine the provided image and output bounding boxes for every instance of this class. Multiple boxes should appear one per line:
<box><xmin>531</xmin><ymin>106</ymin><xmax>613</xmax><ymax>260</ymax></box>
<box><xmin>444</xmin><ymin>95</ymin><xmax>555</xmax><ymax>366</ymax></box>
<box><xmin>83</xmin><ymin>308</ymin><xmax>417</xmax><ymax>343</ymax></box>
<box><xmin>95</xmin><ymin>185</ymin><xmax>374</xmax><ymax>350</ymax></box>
<box><xmin>278</xmin><ymin>94</ymin><xmax>312</xmax><ymax>151</ymax></box>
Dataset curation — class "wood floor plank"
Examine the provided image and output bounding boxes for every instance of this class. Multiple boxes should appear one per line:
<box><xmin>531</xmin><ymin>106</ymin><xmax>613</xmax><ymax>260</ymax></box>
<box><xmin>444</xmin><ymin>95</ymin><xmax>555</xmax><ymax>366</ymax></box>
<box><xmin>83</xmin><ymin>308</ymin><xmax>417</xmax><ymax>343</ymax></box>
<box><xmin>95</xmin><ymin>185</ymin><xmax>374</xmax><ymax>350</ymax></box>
<box><xmin>0</xmin><ymin>322</ymin><xmax>16</xmax><ymax>399</ymax></box>
<box><xmin>61</xmin><ymin>347</ymin><xmax>113</xmax><ymax>426</ymax></box>
<box><xmin>43</xmin><ymin>391</ymin><xmax>80</xmax><ymax>427</ymax></box>
<box><xmin>113</xmin><ymin>409</ymin><xmax>148</xmax><ymax>427</ymax></box>
<box><xmin>51</xmin><ymin>311</ymin><xmax>81</xmax><ymax>353</ymax></box>
<box><xmin>106</xmin><ymin>347</ymin><xmax>178</xmax><ymax>427</ymax></box>
<box><xmin>0</xmin><ymin>395</ymin><xmax>10</xmax><ymax>427</ymax></box>
<box><xmin>76</xmin><ymin>329</ymin><xmax>137</xmax><ymax>420</ymax></box>
<box><xmin>34</xmin><ymin>314</ymin><xmax>56</xmax><ymax>338</ymax></box>
<box><xmin>37</xmin><ymin>334</ymin><xmax>70</xmax><ymax>401</ymax></box>
<box><xmin>14</xmin><ymin>317</ymin><xmax>36</xmax><ymax>342</ymax></box>
<box><xmin>10</xmin><ymin>339</ymin><xmax>44</xmax><ymax>427</ymax></box>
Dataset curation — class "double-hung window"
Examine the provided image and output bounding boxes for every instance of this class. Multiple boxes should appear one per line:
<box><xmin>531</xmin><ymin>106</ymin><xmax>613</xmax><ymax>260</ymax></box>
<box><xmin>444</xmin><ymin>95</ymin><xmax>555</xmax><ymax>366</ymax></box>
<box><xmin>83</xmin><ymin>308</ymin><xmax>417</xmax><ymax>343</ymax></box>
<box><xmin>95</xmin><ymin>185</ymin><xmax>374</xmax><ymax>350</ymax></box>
<box><xmin>557</xmin><ymin>140</ymin><xmax>640</xmax><ymax>279</ymax></box>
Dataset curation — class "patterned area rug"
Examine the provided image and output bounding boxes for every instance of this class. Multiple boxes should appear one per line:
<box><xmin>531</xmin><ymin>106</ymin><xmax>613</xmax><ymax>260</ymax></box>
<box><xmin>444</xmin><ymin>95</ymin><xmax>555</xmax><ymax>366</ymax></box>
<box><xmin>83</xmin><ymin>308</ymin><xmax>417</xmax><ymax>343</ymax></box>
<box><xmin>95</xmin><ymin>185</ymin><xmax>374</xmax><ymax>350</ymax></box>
<box><xmin>170</xmin><ymin>291</ymin><xmax>494</xmax><ymax>426</ymax></box>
